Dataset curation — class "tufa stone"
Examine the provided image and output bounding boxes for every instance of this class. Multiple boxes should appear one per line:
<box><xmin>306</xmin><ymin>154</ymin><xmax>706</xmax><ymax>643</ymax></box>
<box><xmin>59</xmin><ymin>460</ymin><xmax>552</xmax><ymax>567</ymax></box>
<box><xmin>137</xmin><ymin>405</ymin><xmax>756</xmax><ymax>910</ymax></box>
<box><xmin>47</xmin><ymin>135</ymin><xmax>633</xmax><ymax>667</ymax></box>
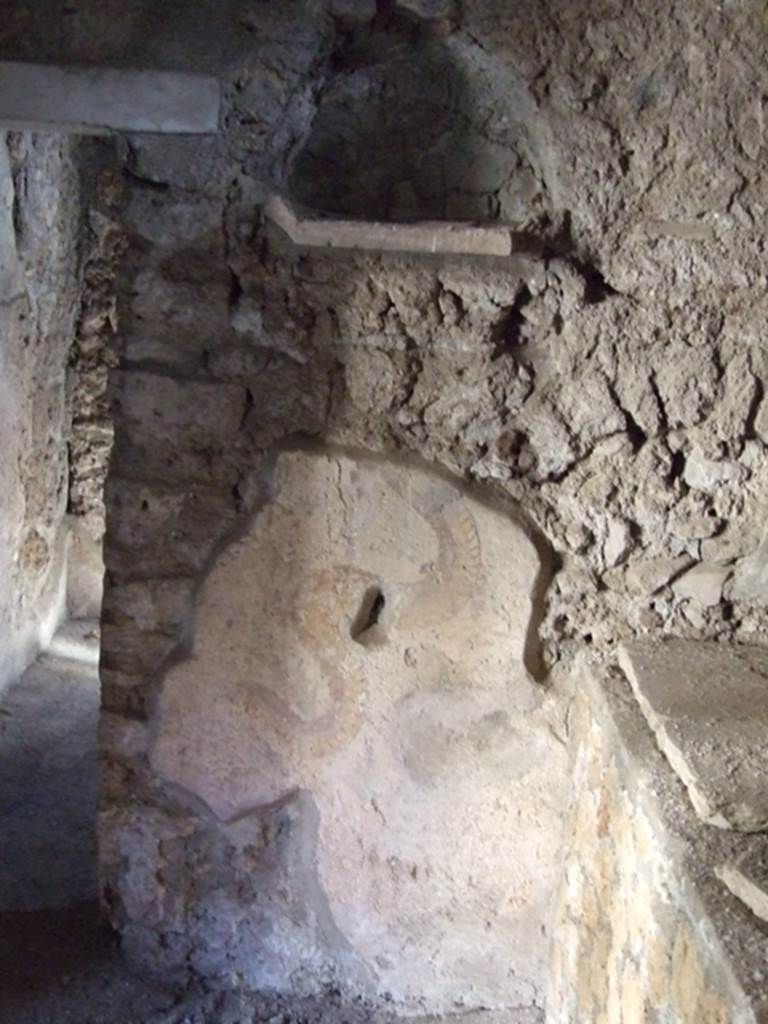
<box><xmin>620</xmin><ymin>639</ymin><xmax>768</xmax><ymax>831</ymax></box>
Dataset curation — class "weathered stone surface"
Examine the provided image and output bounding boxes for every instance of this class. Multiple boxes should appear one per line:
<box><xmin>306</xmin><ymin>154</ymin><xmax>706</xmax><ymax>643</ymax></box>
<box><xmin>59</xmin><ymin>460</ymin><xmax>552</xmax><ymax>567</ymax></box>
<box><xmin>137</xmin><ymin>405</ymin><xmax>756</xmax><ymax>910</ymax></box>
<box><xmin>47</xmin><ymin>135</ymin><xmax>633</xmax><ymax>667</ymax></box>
<box><xmin>109</xmin><ymin>372</ymin><xmax>247</xmax><ymax>450</ymax></box>
<box><xmin>48</xmin><ymin>618</ymin><xmax>100</xmax><ymax>665</ymax></box>
<box><xmin>265</xmin><ymin>195</ymin><xmax>525</xmax><ymax>257</ymax></box>
<box><xmin>0</xmin><ymin>136</ymin><xmax>22</xmax><ymax>302</ymax></box>
<box><xmin>716</xmin><ymin>847</ymin><xmax>768</xmax><ymax>924</ymax></box>
<box><xmin>605</xmin><ymin>555</ymin><xmax>694</xmax><ymax>598</ymax></box>
<box><xmin>73</xmin><ymin>0</ymin><xmax>768</xmax><ymax>1014</ymax></box>
<box><xmin>0</xmin><ymin>62</ymin><xmax>220</xmax><ymax>134</ymax></box>
<box><xmin>394</xmin><ymin>0</ymin><xmax>458</xmax><ymax>20</ymax></box>
<box><xmin>672</xmin><ymin>563</ymin><xmax>731</xmax><ymax>607</ymax></box>
<box><xmin>0</xmin><ymin>133</ymin><xmax>82</xmax><ymax>695</ymax></box>
<box><xmin>146</xmin><ymin>448</ymin><xmax>567</xmax><ymax>1014</ymax></box>
<box><xmin>65</xmin><ymin>516</ymin><xmax>105</xmax><ymax>620</ymax></box>
<box><xmin>620</xmin><ymin>640</ymin><xmax>768</xmax><ymax>831</ymax></box>
<box><xmin>728</xmin><ymin>536</ymin><xmax>768</xmax><ymax>608</ymax></box>
<box><xmin>330</xmin><ymin>0</ymin><xmax>377</xmax><ymax>26</ymax></box>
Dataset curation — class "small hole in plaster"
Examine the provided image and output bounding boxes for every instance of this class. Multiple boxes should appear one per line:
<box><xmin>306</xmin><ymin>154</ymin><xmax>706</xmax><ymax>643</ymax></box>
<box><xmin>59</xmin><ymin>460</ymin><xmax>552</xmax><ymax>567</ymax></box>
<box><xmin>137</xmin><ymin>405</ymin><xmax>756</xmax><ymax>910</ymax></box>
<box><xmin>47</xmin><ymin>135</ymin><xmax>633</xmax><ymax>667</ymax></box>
<box><xmin>351</xmin><ymin>586</ymin><xmax>386</xmax><ymax>645</ymax></box>
<box><xmin>667</xmin><ymin>450</ymin><xmax>686</xmax><ymax>484</ymax></box>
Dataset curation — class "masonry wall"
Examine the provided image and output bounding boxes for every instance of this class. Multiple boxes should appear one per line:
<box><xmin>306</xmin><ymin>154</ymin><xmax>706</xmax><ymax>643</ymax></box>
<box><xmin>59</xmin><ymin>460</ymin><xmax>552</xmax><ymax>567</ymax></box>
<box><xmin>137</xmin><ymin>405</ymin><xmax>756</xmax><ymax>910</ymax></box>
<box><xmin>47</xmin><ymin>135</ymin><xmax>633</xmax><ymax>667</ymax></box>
<box><xmin>53</xmin><ymin>0</ymin><xmax>768</xmax><ymax>1017</ymax></box>
<box><xmin>548</xmin><ymin>674</ymin><xmax>761</xmax><ymax>1024</ymax></box>
<box><xmin>0</xmin><ymin>132</ymin><xmax>83</xmax><ymax>695</ymax></box>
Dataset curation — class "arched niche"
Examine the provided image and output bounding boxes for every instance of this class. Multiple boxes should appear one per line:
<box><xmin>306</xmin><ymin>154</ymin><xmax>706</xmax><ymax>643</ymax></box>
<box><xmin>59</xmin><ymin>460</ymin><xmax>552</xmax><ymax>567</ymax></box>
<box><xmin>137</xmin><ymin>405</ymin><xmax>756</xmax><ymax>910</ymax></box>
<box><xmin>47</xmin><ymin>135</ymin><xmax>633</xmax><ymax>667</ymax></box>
<box><xmin>288</xmin><ymin>11</ymin><xmax>560</xmax><ymax>230</ymax></box>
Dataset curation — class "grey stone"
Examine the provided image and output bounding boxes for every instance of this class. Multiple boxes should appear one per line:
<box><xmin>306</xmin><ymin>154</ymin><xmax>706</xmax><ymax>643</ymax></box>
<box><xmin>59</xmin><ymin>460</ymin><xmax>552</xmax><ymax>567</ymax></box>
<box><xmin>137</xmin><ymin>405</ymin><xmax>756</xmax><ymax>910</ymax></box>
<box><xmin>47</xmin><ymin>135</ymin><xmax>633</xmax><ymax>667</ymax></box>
<box><xmin>605</xmin><ymin>555</ymin><xmax>694</xmax><ymax>597</ymax></box>
<box><xmin>671</xmin><ymin>562</ymin><xmax>731</xmax><ymax>607</ymax></box>
<box><xmin>109</xmin><ymin>371</ymin><xmax>247</xmax><ymax>450</ymax></box>
<box><xmin>0</xmin><ymin>135</ymin><xmax>79</xmax><ymax>696</ymax></box>
<box><xmin>620</xmin><ymin>639</ymin><xmax>768</xmax><ymax>831</ymax></box>
<box><xmin>264</xmin><ymin>195</ymin><xmax>523</xmax><ymax>258</ymax></box>
<box><xmin>716</xmin><ymin>846</ymin><xmax>768</xmax><ymax>923</ymax></box>
<box><xmin>0</xmin><ymin>62</ymin><xmax>220</xmax><ymax>134</ymax></box>
<box><xmin>0</xmin><ymin>138</ymin><xmax>22</xmax><ymax>303</ymax></box>
<box><xmin>683</xmin><ymin>448</ymin><xmax>748</xmax><ymax>492</ymax></box>
<box><xmin>394</xmin><ymin>0</ymin><xmax>458</xmax><ymax>17</ymax></box>
<box><xmin>47</xmin><ymin>619</ymin><xmax>100</xmax><ymax>666</ymax></box>
<box><xmin>330</xmin><ymin>0</ymin><xmax>378</xmax><ymax>25</ymax></box>
<box><xmin>0</xmin><ymin>651</ymin><xmax>99</xmax><ymax>909</ymax></box>
<box><xmin>146</xmin><ymin>448</ymin><xmax>567</xmax><ymax>1013</ymax></box>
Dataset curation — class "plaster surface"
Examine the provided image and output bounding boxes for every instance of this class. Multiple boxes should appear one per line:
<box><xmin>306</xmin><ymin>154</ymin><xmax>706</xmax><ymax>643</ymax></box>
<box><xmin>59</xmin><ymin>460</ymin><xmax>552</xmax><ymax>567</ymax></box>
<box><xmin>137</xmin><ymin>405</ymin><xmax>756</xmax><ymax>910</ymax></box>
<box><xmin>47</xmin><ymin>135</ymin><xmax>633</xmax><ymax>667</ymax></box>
<box><xmin>150</xmin><ymin>448</ymin><xmax>567</xmax><ymax>1014</ymax></box>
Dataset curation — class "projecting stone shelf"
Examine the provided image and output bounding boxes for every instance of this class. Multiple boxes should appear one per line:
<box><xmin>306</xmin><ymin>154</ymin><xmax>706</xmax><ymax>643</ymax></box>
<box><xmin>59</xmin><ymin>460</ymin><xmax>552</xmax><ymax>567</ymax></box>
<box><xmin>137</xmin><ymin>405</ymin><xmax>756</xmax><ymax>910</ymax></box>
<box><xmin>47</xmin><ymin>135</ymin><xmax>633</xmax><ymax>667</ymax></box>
<box><xmin>619</xmin><ymin>638</ymin><xmax>768</xmax><ymax>832</ymax></box>
<box><xmin>716</xmin><ymin>848</ymin><xmax>768</xmax><ymax>924</ymax></box>
<box><xmin>0</xmin><ymin>62</ymin><xmax>220</xmax><ymax>135</ymax></box>
<box><xmin>264</xmin><ymin>195</ymin><xmax>541</xmax><ymax>258</ymax></box>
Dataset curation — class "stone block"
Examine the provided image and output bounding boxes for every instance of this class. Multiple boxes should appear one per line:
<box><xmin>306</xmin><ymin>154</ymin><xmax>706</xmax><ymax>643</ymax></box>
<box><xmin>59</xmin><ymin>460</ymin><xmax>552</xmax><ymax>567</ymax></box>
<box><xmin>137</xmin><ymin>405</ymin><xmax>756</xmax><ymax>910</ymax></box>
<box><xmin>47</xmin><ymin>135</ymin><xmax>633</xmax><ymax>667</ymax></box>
<box><xmin>100</xmin><ymin>623</ymin><xmax>180</xmax><ymax>675</ymax></box>
<box><xmin>330</xmin><ymin>0</ymin><xmax>377</xmax><ymax>25</ymax></box>
<box><xmin>716</xmin><ymin>846</ymin><xmax>768</xmax><ymax>923</ymax></box>
<box><xmin>0</xmin><ymin>138</ymin><xmax>22</xmax><ymax>302</ymax></box>
<box><xmin>394</xmin><ymin>0</ymin><xmax>458</xmax><ymax>19</ymax></box>
<box><xmin>728</xmin><ymin>536</ymin><xmax>768</xmax><ymax>607</ymax></box>
<box><xmin>264</xmin><ymin>195</ymin><xmax>529</xmax><ymax>258</ymax></box>
<box><xmin>65</xmin><ymin>515</ymin><xmax>104</xmax><ymax>620</ymax></box>
<box><xmin>104</xmin><ymin>478</ymin><xmax>244</xmax><ymax>579</ymax></box>
<box><xmin>671</xmin><ymin>562</ymin><xmax>731</xmax><ymax>606</ymax></box>
<box><xmin>683</xmin><ymin>448</ymin><xmax>747</xmax><ymax>492</ymax></box>
<box><xmin>620</xmin><ymin>639</ymin><xmax>768</xmax><ymax>831</ymax></box>
<box><xmin>100</xmin><ymin>667</ymin><xmax>155</xmax><ymax>720</ymax></box>
<box><xmin>127</xmin><ymin>267</ymin><xmax>231</xmax><ymax>339</ymax></box>
<box><xmin>109</xmin><ymin>371</ymin><xmax>246</xmax><ymax>450</ymax></box>
<box><xmin>0</xmin><ymin>62</ymin><xmax>220</xmax><ymax>134</ymax></box>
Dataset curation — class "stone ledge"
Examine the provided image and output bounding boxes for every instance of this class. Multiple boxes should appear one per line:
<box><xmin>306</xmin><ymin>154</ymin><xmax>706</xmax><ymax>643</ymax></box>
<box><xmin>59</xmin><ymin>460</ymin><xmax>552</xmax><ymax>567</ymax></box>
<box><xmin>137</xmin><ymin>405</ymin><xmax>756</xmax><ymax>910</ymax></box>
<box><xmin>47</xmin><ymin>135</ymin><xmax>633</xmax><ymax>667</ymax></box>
<box><xmin>0</xmin><ymin>62</ymin><xmax>220</xmax><ymax>134</ymax></box>
<box><xmin>716</xmin><ymin>850</ymin><xmax>768</xmax><ymax>925</ymax></box>
<box><xmin>580</xmin><ymin>659</ymin><xmax>768</xmax><ymax>1022</ymax></box>
<box><xmin>264</xmin><ymin>195</ymin><xmax>544</xmax><ymax>258</ymax></box>
<box><xmin>619</xmin><ymin>638</ymin><xmax>768</xmax><ymax>831</ymax></box>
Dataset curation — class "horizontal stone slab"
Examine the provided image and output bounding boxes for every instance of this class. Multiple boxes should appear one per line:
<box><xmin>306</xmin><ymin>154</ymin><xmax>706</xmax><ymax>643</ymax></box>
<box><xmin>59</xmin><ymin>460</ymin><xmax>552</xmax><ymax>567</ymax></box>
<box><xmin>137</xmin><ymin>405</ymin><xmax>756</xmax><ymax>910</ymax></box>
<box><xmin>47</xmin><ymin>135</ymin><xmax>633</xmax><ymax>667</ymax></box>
<box><xmin>264</xmin><ymin>195</ymin><xmax>543</xmax><ymax>258</ymax></box>
<box><xmin>0</xmin><ymin>62</ymin><xmax>220</xmax><ymax>134</ymax></box>
<box><xmin>619</xmin><ymin>638</ymin><xmax>768</xmax><ymax>831</ymax></box>
<box><xmin>716</xmin><ymin>846</ymin><xmax>768</xmax><ymax>923</ymax></box>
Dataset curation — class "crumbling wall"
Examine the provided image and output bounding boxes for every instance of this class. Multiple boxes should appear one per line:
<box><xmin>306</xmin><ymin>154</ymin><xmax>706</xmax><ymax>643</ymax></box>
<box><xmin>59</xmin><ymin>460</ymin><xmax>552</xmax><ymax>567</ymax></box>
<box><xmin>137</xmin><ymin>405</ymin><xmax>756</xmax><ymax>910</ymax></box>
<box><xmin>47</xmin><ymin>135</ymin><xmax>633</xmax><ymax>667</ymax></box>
<box><xmin>0</xmin><ymin>132</ymin><xmax>82</xmax><ymax>694</ymax></box>
<box><xmin>66</xmin><ymin>143</ymin><xmax>123</xmax><ymax>619</ymax></box>
<box><xmin>77</xmin><ymin>0</ymin><xmax>768</xmax><ymax>1017</ymax></box>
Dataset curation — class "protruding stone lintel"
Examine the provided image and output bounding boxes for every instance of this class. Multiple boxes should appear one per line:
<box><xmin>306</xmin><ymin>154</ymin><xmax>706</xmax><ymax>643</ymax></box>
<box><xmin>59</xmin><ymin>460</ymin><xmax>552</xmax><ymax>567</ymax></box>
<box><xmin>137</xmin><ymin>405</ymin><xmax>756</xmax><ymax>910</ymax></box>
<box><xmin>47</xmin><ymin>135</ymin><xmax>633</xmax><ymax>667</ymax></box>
<box><xmin>0</xmin><ymin>62</ymin><xmax>221</xmax><ymax>135</ymax></box>
<box><xmin>264</xmin><ymin>195</ymin><xmax>544</xmax><ymax>259</ymax></box>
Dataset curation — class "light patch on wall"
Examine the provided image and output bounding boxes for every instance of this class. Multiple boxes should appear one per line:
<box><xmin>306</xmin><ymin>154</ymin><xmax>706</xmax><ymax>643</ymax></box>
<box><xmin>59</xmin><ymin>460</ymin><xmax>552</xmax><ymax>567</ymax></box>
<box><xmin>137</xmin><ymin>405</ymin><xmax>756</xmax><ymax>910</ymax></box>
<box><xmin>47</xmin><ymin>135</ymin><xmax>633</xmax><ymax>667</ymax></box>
<box><xmin>149</xmin><ymin>447</ymin><xmax>569</xmax><ymax>1014</ymax></box>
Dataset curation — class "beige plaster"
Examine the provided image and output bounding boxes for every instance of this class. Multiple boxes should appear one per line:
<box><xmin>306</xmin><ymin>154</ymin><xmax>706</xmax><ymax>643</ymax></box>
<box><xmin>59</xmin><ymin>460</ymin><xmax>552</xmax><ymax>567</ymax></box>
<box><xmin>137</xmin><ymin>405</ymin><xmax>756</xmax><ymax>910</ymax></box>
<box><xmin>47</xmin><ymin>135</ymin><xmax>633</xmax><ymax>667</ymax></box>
<box><xmin>150</xmin><ymin>448</ymin><xmax>567</xmax><ymax>1013</ymax></box>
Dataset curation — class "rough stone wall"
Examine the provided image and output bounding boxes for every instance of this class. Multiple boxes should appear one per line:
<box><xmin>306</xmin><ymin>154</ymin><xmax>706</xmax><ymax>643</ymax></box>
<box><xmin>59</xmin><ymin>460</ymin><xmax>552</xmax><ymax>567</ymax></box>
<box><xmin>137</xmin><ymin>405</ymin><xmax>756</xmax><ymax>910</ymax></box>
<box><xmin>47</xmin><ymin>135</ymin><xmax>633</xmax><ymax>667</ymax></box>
<box><xmin>76</xmin><ymin>0</ymin><xmax>768</xmax><ymax>1016</ymax></box>
<box><xmin>0</xmin><ymin>132</ymin><xmax>82</xmax><ymax>694</ymax></box>
<box><xmin>547</xmin><ymin>671</ymin><xmax>762</xmax><ymax>1023</ymax></box>
<box><xmin>66</xmin><ymin>142</ymin><xmax>123</xmax><ymax>618</ymax></box>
